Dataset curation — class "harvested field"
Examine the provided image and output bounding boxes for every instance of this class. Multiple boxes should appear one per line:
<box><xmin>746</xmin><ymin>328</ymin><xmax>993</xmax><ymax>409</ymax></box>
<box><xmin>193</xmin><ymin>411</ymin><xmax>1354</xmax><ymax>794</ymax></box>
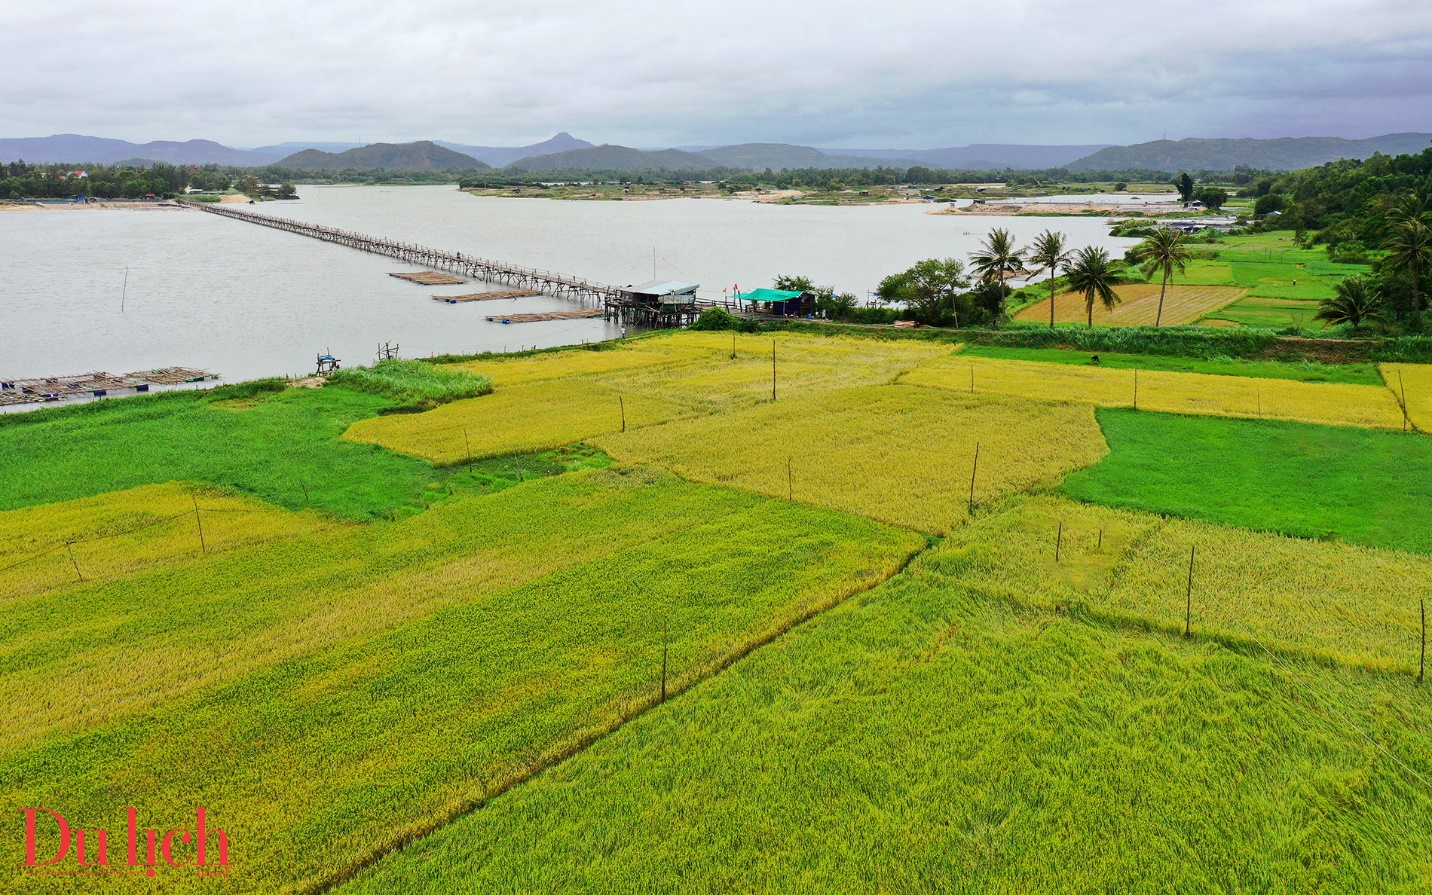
<box><xmin>344</xmin><ymin>379</ymin><xmax>692</xmax><ymax>463</ymax></box>
<box><xmin>595</xmin><ymin>385</ymin><xmax>1107</xmax><ymax>535</ymax></box>
<box><xmin>433</xmin><ymin>289</ymin><xmax>542</xmax><ymax>303</ymax></box>
<box><xmin>903</xmin><ymin>354</ymin><xmax>1407</xmax><ymax>430</ymax></box>
<box><xmin>1015</xmin><ymin>284</ymin><xmax>1245</xmax><ymax>326</ymax></box>
<box><xmin>390</xmin><ymin>271</ymin><xmax>465</xmax><ymax>285</ymax></box>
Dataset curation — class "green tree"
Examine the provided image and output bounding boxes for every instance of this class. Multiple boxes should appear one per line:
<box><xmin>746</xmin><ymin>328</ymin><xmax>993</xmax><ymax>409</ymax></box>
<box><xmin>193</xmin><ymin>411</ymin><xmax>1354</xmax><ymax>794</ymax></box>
<box><xmin>876</xmin><ymin>258</ymin><xmax>968</xmax><ymax>325</ymax></box>
<box><xmin>1066</xmin><ymin>246</ymin><xmax>1128</xmax><ymax>328</ymax></box>
<box><xmin>1315</xmin><ymin>276</ymin><xmax>1383</xmax><ymax>331</ymax></box>
<box><xmin>1132</xmin><ymin>228</ymin><xmax>1192</xmax><ymax>327</ymax></box>
<box><xmin>968</xmin><ymin>227</ymin><xmax>1024</xmax><ymax>328</ymax></box>
<box><xmin>1383</xmin><ymin>218</ymin><xmax>1431</xmax><ymax>331</ymax></box>
<box><xmin>1026</xmin><ymin>229</ymin><xmax>1072</xmax><ymax>328</ymax></box>
<box><xmin>1195</xmin><ymin>186</ymin><xmax>1228</xmax><ymax>211</ymax></box>
<box><xmin>1175</xmin><ymin>173</ymin><xmax>1196</xmax><ymax>202</ymax></box>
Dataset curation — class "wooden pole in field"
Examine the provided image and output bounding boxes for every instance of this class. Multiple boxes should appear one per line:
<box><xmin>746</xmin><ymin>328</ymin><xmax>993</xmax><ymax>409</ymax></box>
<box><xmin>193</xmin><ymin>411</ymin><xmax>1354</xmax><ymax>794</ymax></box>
<box><xmin>464</xmin><ymin>427</ymin><xmax>473</xmax><ymax>465</ymax></box>
<box><xmin>1055</xmin><ymin>520</ymin><xmax>1063</xmax><ymax>562</ymax></box>
<box><xmin>970</xmin><ymin>366</ymin><xmax>975</xmax><ymax>394</ymax></box>
<box><xmin>1420</xmin><ymin>599</ymin><xmax>1425</xmax><ymax>684</ymax></box>
<box><xmin>1133</xmin><ymin>367</ymin><xmax>1139</xmax><ymax>410</ymax></box>
<box><xmin>967</xmin><ymin>442</ymin><xmax>980</xmax><ymax>516</ymax></box>
<box><xmin>1097</xmin><ymin>528</ymin><xmax>1104</xmax><ymax>549</ymax></box>
<box><xmin>1401</xmin><ymin>371</ymin><xmax>1410</xmax><ymax>434</ymax></box>
<box><xmin>787</xmin><ymin>457</ymin><xmax>793</xmax><ymax>501</ymax></box>
<box><xmin>192</xmin><ymin>491</ymin><xmax>206</xmax><ymax>554</ymax></box>
<box><xmin>772</xmin><ymin>340</ymin><xmax>777</xmax><ymax>401</ymax></box>
<box><xmin>66</xmin><ymin>541</ymin><xmax>83</xmax><ymax>582</ymax></box>
<box><xmin>661</xmin><ymin>622</ymin><xmax>669</xmax><ymax>703</ymax></box>
<box><xmin>731</xmin><ymin>331</ymin><xmax>737</xmax><ymax>360</ymax></box>
<box><xmin>301</xmin><ymin>480</ymin><xmax>311</xmax><ymax>505</ymax></box>
<box><xmin>620</xmin><ymin>395</ymin><xmax>626</xmax><ymax>433</ymax></box>
<box><xmin>1185</xmin><ymin>545</ymin><xmax>1195</xmax><ymax>638</ymax></box>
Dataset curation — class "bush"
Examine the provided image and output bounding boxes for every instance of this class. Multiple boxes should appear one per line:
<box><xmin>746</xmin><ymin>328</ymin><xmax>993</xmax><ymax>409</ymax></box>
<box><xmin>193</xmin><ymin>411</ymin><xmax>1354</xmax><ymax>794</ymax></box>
<box><xmin>327</xmin><ymin>359</ymin><xmax>493</xmax><ymax>409</ymax></box>
<box><xmin>206</xmin><ymin>378</ymin><xmax>287</xmax><ymax>401</ymax></box>
<box><xmin>690</xmin><ymin>308</ymin><xmax>760</xmax><ymax>332</ymax></box>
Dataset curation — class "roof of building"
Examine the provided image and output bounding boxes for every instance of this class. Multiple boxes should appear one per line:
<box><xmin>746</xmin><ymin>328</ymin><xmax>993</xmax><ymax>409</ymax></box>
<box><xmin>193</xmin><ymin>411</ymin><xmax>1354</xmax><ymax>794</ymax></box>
<box><xmin>626</xmin><ymin>279</ymin><xmax>699</xmax><ymax>296</ymax></box>
<box><xmin>735</xmin><ymin>288</ymin><xmax>806</xmax><ymax>302</ymax></box>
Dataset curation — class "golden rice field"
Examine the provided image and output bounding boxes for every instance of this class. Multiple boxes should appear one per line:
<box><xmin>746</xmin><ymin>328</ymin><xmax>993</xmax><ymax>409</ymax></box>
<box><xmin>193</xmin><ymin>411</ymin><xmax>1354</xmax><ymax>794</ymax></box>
<box><xmin>594</xmin><ymin>385</ymin><xmax>1107</xmax><ymax>535</ymax></box>
<box><xmin>943</xmin><ymin>495</ymin><xmax>1431</xmax><ymax>674</ymax></box>
<box><xmin>1014</xmin><ymin>284</ymin><xmax>1246</xmax><ymax>326</ymax></box>
<box><xmin>1381</xmin><ymin>362</ymin><xmax>1432</xmax><ymax>432</ymax></box>
<box><xmin>343</xmin><ymin>379</ymin><xmax>693</xmax><ymax>463</ymax></box>
<box><xmin>0</xmin><ymin>482</ymin><xmax>334</xmax><ymax>602</ymax></box>
<box><xmin>903</xmin><ymin>353</ymin><xmax>1408</xmax><ymax>429</ymax></box>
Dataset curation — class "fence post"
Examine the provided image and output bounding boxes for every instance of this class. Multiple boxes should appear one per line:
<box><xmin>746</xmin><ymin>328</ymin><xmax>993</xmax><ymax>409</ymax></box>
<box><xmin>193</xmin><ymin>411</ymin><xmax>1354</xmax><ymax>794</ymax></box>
<box><xmin>620</xmin><ymin>395</ymin><xmax>626</xmax><ymax>433</ymax></box>
<box><xmin>66</xmin><ymin>541</ymin><xmax>83</xmax><ymax>582</ymax></box>
<box><xmin>192</xmin><ymin>491</ymin><xmax>206</xmax><ymax>554</ymax></box>
<box><xmin>1055</xmin><ymin>520</ymin><xmax>1063</xmax><ymax>563</ymax></box>
<box><xmin>1185</xmin><ymin>545</ymin><xmax>1195</xmax><ymax>638</ymax></box>
<box><xmin>967</xmin><ymin>442</ymin><xmax>980</xmax><ymax>516</ymax></box>
<box><xmin>464</xmin><ymin>427</ymin><xmax>473</xmax><ymax>466</ymax></box>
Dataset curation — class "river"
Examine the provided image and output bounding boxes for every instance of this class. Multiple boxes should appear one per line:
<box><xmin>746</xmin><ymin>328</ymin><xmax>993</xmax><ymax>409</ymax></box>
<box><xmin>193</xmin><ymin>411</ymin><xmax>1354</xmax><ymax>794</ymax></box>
<box><xmin>0</xmin><ymin>186</ymin><xmax>1137</xmax><ymax>384</ymax></box>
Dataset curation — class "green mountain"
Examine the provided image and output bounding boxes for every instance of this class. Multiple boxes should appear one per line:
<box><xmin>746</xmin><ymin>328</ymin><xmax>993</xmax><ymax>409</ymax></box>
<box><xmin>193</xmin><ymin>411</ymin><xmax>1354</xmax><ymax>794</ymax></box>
<box><xmin>1069</xmin><ymin>133</ymin><xmax>1432</xmax><ymax>172</ymax></box>
<box><xmin>508</xmin><ymin>144</ymin><xmax>719</xmax><ymax>171</ymax></box>
<box><xmin>277</xmin><ymin>141</ymin><xmax>490</xmax><ymax>171</ymax></box>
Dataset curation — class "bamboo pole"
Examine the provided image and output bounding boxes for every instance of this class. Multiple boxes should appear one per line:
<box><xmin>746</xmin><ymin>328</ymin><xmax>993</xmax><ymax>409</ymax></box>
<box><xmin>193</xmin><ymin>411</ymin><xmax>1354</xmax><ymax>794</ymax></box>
<box><xmin>192</xmin><ymin>491</ymin><xmax>206</xmax><ymax>555</ymax></box>
<box><xmin>1055</xmin><ymin>521</ymin><xmax>1063</xmax><ymax>563</ymax></box>
<box><xmin>66</xmin><ymin>541</ymin><xmax>83</xmax><ymax>582</ymax></box>
<box><xmin>967</xmin><ymin>443</ymin><xmax>980</xmax><ymax>516</ymax></box>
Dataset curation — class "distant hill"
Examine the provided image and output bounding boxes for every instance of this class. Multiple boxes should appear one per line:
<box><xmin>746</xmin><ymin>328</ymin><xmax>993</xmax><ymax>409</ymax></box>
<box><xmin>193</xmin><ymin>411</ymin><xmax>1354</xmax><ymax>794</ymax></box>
<box><xmin>250</xmin><ymin>141</ymin><xmax>363</xmax><ymax>156</ymax></box>
<box><xmin>438</xmin><ymin>133</ymin><xmax>595</xmax><ymax>167</ymax></box>
<box><xmin>698</xmin><ymin>143</ymin><xmax>922</xmax><ymax>170</ymax></box>
<box><xmin>1069</xmin><ymin>134</ymin><xmax>1432</xmax><ymax>172</ymax></box>
<box><xmin>0</xmin><ymin>134</ymin><xmax>281</xmax><ymax>165</ymax></box>
<box><xmin>508</xmin><ymin>144</ymin><xmax>718</xmax><ymax>171</ymax></box>
<box><xmin>276</xmin><ymin>141</ymin><xmax>490</xmax><ymax>171</ymax></box>
<box><xmin>828</xmin><ymin>144</ymin><xmax>1114</xmax><ymax>170</ymax></box>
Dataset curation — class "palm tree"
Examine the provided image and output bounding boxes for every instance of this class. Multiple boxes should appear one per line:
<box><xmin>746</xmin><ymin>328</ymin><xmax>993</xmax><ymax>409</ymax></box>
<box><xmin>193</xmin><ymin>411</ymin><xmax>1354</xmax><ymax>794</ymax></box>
<box><xmin>1315</xmin><ymin>276</ymin><xmax>1383</xmax><ymax>331</ymax></box>
<box><xmin>1384</xmin><ymin>218</ymin><xmax>1432</xmax><ymax>332</ymax></box>
<box><xmin>1132</xmin><ymin>228</ymin><xmax>1192</xmax><ymax>327</ymax></box>
<box><xmin>1066</xmin><ymin>246</ymin><xmax>1128</xmax><ymax>328</ymax></box>
<box><xmin>969</xmin><ymin>227</ymin><xmax>1024</xmax><ymax>327</ymax></box>
<box><xmin>1026</xmin><ymin>230</ymin><xmax>1072</xmax><ymax>328</ymax></box>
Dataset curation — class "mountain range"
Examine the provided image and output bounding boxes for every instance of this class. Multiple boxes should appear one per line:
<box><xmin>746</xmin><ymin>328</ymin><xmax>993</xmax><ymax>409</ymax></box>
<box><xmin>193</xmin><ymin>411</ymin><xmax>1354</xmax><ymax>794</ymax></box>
<box><xmin>4</xmin><ymin>132</ymin><xmax>1430</xmax><ymax>172</ymax></box>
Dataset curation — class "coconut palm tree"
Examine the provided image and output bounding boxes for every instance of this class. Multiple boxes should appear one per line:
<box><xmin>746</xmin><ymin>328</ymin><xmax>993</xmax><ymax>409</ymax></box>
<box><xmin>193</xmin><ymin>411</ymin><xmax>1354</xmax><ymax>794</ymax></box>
<box><xmin>1026</xmin><ymin>229</ymin><xmax>1072</xmax><ymax>328</ymax></box>
<box><xmin>1384</xmin><ymin>218</ymin><xmax>1432</xmax><ymax>332</ymax></box>
<box><xmin>1315</xmin><ymin>276</ymin><xmax>1384</xmax><ymax>331</ymax></box>
<box><xmin>1066</xmin><ymin>246</ymin><xmax>1128</xmax><ymax>328</ymax></box>
<box><xmin>1132</xmin><ymin>228</ymin><xmax>1192</xmax><ymax>327</ymax></box>
<box><xmin>969</xmin><ymin>227</ymin><xmax>1024</xmax><ymax>327</ymax></box>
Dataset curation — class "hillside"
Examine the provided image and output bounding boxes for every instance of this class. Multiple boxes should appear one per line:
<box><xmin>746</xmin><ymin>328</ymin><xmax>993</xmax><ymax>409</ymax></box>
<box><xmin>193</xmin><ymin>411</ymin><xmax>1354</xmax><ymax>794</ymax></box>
<box><xmin>507</xmin><ymin>144</ymin><xmax>718</xmax><ymax>171</ymax></box>
<box><xmin>835</xmin><ymin>143</ymin><xmax>1114</xmax><ymax>169</ymax></box>
<box><xmin>0</xmin><ymin>134</ymin><xmax>280</xmax><ymax>165</ymax></box>
<box><xmin>438</xmin><ymin>132</ymin><xmax>595</xmax><ymax>167</ymax></box>
<box><xmin>276</xmin><ymin>140</ymin><xmax>490</xmax><ymax>171</ymax></box>
<box><xmin>1070</xmin><ymin>133</ymin><xmax>1432</xmax><ymax>171</ymax></box>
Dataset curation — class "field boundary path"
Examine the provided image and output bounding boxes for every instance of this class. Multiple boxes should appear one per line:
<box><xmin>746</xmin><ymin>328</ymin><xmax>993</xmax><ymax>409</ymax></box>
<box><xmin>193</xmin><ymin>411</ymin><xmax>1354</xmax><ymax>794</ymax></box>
<box><xmin>181</xmin><ymin>199</ymin><xmax>623</xmax><ymax>304</ymax></box>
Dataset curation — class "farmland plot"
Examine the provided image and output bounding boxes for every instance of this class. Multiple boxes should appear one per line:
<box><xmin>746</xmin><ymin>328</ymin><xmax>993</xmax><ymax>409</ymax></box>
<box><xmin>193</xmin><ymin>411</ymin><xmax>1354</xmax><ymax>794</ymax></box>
<box><xmin>1014</xmin><ymin>284</ymin><xmax>1245</xmax><ymax>326</ymax></box>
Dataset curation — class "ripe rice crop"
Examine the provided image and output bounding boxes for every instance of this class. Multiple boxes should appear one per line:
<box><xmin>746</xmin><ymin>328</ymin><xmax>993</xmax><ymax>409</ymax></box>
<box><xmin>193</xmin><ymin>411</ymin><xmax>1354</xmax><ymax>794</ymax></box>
<box><xmin>1014</xmin><ymin>284</ymin><xmax>1245</xmax><ymax>326</ymax></box>
<box><xmin>594</xmin><ymin>385</ymin><xmax>1107</xmax><ymax>535</ymax></box>
<box><xmin>942</xmin><ymin>495</ymin><xmax>1431</xmax><ymax>674</ymax></box>
<box><xmin>0</xmin><ymin>472</ymin><xmax>923</xmax><ymax>894</ymax></box>
<box><xmin>903</xmin><ymin>354</ymin><xmax>1406</xmax><ymax>430</ymax></box>
<box><xmin>344</xmin><ymin>379</ymin><xmax>693</xmax><ymax>463</ymax></box>
<box><xmin>0</xmin><ymin>482</ymin><xmax>331</xmax><ymax>602</ymax></box>
<box><xmin>1381</xmin><ymin>362</ymin><xmax>1431</xmax><ymax>432</ymax></box>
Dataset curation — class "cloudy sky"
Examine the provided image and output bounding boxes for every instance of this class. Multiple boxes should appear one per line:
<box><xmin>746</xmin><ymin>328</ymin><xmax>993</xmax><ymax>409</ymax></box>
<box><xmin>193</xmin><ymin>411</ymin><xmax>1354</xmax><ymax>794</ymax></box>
<box><xmin>5</xmin><ymin>0</ymin><xmax>1430</xmax><ymax>148</ymax></box>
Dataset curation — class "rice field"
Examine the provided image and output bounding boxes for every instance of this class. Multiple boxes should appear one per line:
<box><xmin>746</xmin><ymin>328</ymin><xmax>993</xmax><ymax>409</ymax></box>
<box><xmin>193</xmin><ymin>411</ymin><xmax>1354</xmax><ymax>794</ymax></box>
<box><xmin>0</xmin><ymin>472</ymin><xmax>923</xmax><ymax>895</ymax></box>
<box><xmin>0</xmin><ymin>482</ymin><xmax>334</xmax><ymax>602</ymax></box>
<box><xmin>1382</xmin><ymin>362</ymin><xmax>1431</xmax><ymax>432</ymax></box>
<box><xmin>594</xmin><ymin>385</ymin><xmax>1107</xmax><ymax>535</ymax></box>
<box><xmin>1014</xmin><ymin>284</ymin><xmax>1245</xmax><ymax>326</ymax></box>
<box><xmin>341</xmin><ymin>519</ymin><xmax>1432</xmax><ymax>895</ymax></box>
<box><xmin>903</xmin><ymin>353</ymin><xmax>1408</xmax><ymax>430</ymax></box>
<box><xmin>343</xmin><ymin>379</ymin><xmax>693</xmax><ymax>463</ymax></box>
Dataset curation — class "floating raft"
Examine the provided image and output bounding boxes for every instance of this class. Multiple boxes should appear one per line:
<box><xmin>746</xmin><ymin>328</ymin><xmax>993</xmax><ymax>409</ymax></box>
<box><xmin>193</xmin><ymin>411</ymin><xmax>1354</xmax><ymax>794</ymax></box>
<box><xmin>485</xmin><ymin>309</ymin><xmax>608</xmax><ymax>324</ymax></box>
<box><xmin>434</xmin><ymin>289</ymin><xmax>543</xmax><ymax>304</ymax></box>
<box><xmin>0</xmin><ymin>367</ymin><xmax>215</xmax><ymax>404</ymax></box>
<box><xmin>390</xmin><ymin>271</ymin><xmax>465</xmax><ymax>286</ymax></box>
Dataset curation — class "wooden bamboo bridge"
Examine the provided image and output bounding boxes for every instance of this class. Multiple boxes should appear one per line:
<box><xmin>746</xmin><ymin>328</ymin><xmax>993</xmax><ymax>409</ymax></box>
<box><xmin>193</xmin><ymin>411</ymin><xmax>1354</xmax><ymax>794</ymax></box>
<box><xmin>181</xmin><ymin>200</ymin><xmax>624</xmax><ymax>305</ymax></box>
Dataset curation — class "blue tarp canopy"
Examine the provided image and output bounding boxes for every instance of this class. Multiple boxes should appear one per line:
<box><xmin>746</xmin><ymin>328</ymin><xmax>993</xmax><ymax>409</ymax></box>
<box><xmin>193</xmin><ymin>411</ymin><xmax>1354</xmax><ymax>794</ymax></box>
<box><xmin>735</xmin><ymin>288</ymin><xmax>805</xmax><ymax>302</ymax></box>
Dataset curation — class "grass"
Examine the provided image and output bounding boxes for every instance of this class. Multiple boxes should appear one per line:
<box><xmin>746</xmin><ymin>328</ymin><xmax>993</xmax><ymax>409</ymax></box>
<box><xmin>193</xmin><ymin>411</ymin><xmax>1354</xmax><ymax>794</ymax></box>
<box><xmin>959</xmin><ymin>344</ymin><xmax>1386</xmax><ymax>385</ymax></box>
<box><xmin>0</xmin><ymin>471</ymin><xmax>924</xmax><ymax>894</ymax></box>
<box><xmin>339</xmin><ymin>528</ymin><xmax>1432</xmax><ymax>895</ymax></box>
<box><xmin>327</xmin><ymin>358</ymin><xmax>493</xmax><ymax>408</ymax></box>
<box><xmin>0</xmin><ymin>386</ymin><xmax>599</xmax><ymax>521</ymax></box>
<box><xmin>1014</xmin><ymin>283</ymin><xmax>1245</xmax><ymax>326</ymax></box>
<box><xmin>594</xmin><ymin>385</ymin><xmax>1107</xmax><ymax>536</ymax></box>
<box><xmin>1063</xmin><ymin>408</ymin><xmax>1432</xmax><ymax>554</ymax></box>
<box><xmin>903</xmin><ymin>352</ymin><xmax>1408</xmax><ymax>430</ymax></box>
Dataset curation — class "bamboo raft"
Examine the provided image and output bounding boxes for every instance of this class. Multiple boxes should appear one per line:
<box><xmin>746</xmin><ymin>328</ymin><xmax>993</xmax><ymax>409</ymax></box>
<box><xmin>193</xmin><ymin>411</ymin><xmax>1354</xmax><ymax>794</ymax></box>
<box><xmin>0</xmin><ymin>367</ymin><xmax>215</xmax><ymax>404</ymax></box>
<box><xmin>434</xmin><ymin>289</ymin><xmax>542</xmax><ymax>304</ymax></box>
<box><xmin>485</xmin><ymin>309</ymin><xmax>608</xmax><ymax>324</ymax></box>
<box><xmin>390</xmin><ymin>271</ymin><xmax>466</xmax><ymax>286</ymax></box>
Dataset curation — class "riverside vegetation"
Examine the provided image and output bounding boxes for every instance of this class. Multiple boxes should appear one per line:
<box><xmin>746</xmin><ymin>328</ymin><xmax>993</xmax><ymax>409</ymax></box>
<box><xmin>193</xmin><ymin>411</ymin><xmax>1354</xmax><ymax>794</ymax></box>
<box><xmin>1</xmin><ymin>328</ymin><xmax>1429</xmax><ymax>894</ymax></box>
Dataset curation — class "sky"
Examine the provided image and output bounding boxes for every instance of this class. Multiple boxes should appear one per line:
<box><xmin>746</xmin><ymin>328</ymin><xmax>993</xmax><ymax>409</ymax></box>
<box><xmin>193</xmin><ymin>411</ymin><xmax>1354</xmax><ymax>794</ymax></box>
<box><xmin>4</xmin><ymin>0</ymin><xmax>1431</xmax><ymax>149</ymax></box>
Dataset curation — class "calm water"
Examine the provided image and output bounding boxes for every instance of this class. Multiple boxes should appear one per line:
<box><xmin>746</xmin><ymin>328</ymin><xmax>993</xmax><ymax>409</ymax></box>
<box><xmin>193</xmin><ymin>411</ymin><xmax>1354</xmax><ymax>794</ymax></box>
<box><xmin>0</xmin><ymin>187</ymin><xmax>1136</xmax><ymax>383</ymax></box>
